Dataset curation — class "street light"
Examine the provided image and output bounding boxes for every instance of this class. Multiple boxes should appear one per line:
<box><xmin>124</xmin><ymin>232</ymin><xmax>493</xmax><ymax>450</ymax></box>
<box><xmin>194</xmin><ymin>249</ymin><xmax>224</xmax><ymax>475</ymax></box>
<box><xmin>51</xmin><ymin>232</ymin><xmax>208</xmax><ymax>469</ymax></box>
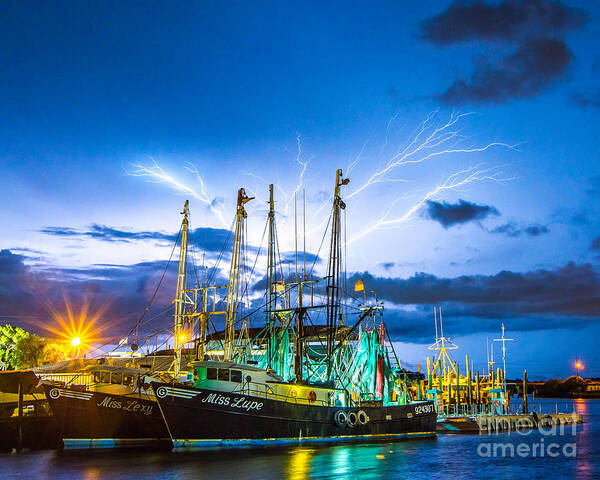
<box><xmin>575</xmin><ymin>359</ymin><xmax>583</xmax><ymax>377</ymax></box>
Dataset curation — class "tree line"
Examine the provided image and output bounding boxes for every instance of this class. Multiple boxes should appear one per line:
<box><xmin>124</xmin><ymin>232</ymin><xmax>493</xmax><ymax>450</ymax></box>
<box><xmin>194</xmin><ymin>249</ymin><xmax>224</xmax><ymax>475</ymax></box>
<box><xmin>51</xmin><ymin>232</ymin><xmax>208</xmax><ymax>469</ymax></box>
<box><xmin>0</xmin><ymin>324</ymin><xmax>70</xmax><ymax>370</ymax></box>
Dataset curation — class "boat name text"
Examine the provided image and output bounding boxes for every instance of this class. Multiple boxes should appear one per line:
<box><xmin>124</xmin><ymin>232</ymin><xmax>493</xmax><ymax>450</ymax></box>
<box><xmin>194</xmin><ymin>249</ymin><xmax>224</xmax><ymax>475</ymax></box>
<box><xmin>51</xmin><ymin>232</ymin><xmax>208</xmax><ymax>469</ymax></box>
<box><xmin>97</xmin><ymin>396</ymin><xmax>154</xmax><ymax>415</ymax></box>
<box><xmin>201</xmin><ymin>393</ymin><xmax>264</xmax><ymax>412</ymax></box>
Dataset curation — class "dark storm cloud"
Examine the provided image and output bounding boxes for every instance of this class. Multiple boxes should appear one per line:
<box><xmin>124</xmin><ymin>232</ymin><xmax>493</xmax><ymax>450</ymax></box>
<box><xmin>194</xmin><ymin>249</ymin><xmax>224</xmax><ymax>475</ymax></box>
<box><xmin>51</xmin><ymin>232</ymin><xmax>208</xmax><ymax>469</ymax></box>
<box><xmin>573</xmin><ymin>91</ymin><xmax>600</xmax><ymax>108</ymax></box>
<box><xmin>419</xmin><ymin>0</ymin><xmax>587</xmax><ymax>45</ymax></box>
<box><xmin>350</xmin><ymin>262</ymin><xmax>600</xmax><ymax>315</ymax></box>
<box><xmin>424</xmin><ymin>199</ymin><xmax>498</xmax><ymax>228</ymax></box>
<box><xmin>589</xmin><ymin>237</ymin><xmax>600</xmax><ymax>252</ymax></box>
<box><xmin>40</xmin><ymin>225</ymin><xmax>232</xmax><ymax>253</ymax></box>
<box><xmin>490</xmin><ymin>221</ymin><xmax>549</xmax><ymax>237</ymax></box>
<box><xmin>347</xmin><ymin>262</ymin><xmax>600</xmax><ymax>340</ymax></box>
<box><xmin>0</xmin><ymin>249</ymin><xmax>187</xmax><ymax>339</ymax></box>
<box><xmin>439</xmin><ymin>37</ymin><xmax>572</xmax><ymax>105</ymax></box>
<box><xmin>420</xmin><ymin>1</ymin><xmax>587</xmax><ymax>105</ymax></box>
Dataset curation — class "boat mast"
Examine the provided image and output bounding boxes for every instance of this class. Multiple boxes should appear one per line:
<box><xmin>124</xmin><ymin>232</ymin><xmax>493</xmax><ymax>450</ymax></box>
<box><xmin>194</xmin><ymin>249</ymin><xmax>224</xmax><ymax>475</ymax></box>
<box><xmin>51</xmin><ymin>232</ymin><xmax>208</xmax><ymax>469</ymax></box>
<box><xmin>325</xmin><ymin>169</ymin><xmax>349</xmax><ymax>381</ymax></box>
<box><xmin>266</xmin><ymin>184</ymin><xmax>277</xmax><ymax>369</ymax></box>
<box><xmin>224</xmin><ymin>188</ymin><xmax>254</xmax><ymax>361</ymax></box>
<box><xmin>174</xmin><ymin>200</ymin><xmax>190</xmax><ymax>376</ymax></box>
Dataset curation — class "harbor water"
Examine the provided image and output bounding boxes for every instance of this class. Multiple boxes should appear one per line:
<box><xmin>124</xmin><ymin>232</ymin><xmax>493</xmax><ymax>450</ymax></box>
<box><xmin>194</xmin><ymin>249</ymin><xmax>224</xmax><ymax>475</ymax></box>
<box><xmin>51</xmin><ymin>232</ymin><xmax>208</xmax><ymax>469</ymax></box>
<box><xmin>1</xmin><ymin>398</ymin><xmax>598</xmax><ymax>479</ymax></box>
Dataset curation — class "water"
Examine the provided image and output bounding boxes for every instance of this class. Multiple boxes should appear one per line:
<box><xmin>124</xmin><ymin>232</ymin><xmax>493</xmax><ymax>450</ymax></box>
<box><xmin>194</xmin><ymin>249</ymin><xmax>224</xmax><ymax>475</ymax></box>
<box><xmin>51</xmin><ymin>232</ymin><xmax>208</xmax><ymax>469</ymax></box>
<box><xmin>2</xmin><ymin>398</ymin><xmax>598</xmax><ymax>479</ymax></box>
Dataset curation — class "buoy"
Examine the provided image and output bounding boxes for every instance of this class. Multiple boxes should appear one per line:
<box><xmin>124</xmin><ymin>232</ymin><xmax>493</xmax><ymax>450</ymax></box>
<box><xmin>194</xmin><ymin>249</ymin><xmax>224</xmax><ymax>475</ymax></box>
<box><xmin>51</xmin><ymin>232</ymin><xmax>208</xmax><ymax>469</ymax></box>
<box><xmin>307</xmin><ymin>391</ymin><xmax>317</xmax><ymax>403</ymax></box>
<box><xmin>334</xmin><ymin>410</ymin><xmax>348</xmax><ymax>427</ymax></box>
<box><xmin>357</xmin><ymin>410</ymin><xmax>369</xmax><ymax>425</ymax></box>
<box><xmin>347</xmin><ymin>411</ymin><xmax>358</xmax><ymax>427</ymax></box>
<box><xmin>493</xmin><ymin>399</ymin><xmax>501</xmax><ymax>407</ymax></box>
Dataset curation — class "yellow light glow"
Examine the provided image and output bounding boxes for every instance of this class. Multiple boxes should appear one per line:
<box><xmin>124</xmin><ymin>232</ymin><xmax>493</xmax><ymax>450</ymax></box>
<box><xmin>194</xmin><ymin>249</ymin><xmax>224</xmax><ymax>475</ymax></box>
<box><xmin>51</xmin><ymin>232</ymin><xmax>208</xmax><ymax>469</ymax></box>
<box><xmin>38</xmin><ymin>295</ymin><xmax>114</xmax><ymax>359</ymax></box>
<box><xmin>179</xmin><ymin>334</ymin><xmax>186</xmax><ymax>342</ymax></box>
<box><xmin>576</xmin><ymin>362</ymin><xmax>583</xmax><ymax>369</ymax></box>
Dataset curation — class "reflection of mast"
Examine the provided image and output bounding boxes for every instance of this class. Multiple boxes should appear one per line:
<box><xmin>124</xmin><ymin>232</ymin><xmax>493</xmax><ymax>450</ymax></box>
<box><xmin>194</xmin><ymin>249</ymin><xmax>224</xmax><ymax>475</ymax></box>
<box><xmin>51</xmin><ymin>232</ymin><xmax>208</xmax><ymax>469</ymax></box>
<box><xmin>325</xmin><ymin>169</ymin><xmax>349</xmax><ymax>381</ymax></box>
<box><xmin>224</xmin><ymin>188</ymin><xmax>254</xmax><ymax>361</ymax></box>
<box><xmin>174</xmin><ymin>200</ymin><xmax>190</xmax><ymax>376</ymax></box>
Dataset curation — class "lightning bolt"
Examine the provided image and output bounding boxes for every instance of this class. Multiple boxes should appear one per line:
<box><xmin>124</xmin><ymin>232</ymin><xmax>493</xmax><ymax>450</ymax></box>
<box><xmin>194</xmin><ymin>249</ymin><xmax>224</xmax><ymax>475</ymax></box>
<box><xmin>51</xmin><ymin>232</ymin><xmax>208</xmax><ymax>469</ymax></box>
<box><xmin>126</xmin><ymin>159</ymin><xmax>229</xmax><ymax>227</ymax></box>
<box><xmin>346</xmin><ymin>111</ymin><xmax>519</xmax><ymax>200</ymax></box>
<box><xmin>347</xmin><ymin>164</ymin><xmax>513</xmax><ymax>244</ymax></box>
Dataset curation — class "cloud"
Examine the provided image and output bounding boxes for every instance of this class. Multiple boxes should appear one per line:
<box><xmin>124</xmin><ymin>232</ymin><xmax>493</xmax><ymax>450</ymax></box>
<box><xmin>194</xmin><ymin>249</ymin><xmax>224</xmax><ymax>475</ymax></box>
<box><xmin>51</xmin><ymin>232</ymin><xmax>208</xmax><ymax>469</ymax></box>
<box><xmin>420</xmin><ymin>1</ymin><xmax>587</xmax><ymax>105</ymax></box>
<box><xmin>280</xmin><ymin>251</ymin><xmax>321</xmax><ymax>265</ymax></box>
<box><xmin>0</xmin><ymin>249</ymin><xmax>235</xmax><ymax>343</ymax></box>
<box><xmin>424</xmin><ymin>199</ymin><xmax>498</xmax><ymax>228</ymax></box>
<box><xmin>589</xmin><ymin>237</ymin><xmax>600</xmax><ymax>252</ymax></box>
<box><xmin>347</xmin><ymin>262</ymin><xmax>600</xmax><ymax>340</ymax></box>
<box><xmin>439</xmin><ymin>37</ymin><xmax>572</xmax><ymax>105</ymax></box>
<box><xmin>420</xmin><ymin>0</ymin><xmax>587</xmax><ymax>45</ymax></box>
<box><xmin>490</xmin><ymin>221</ymin><xmax>549</xmax><ymax>237</ymax></box>
<box><xmin>40</xmin><ymin>224</ymin><xmax>232</xmax><ymax>253</ymax></box>
<box><xmin>381</xmin><ymin>262</ymin><xmax>395</xmax><ymax>271</ymax></box>
<box><xmin>351</xmin><ymin>262</ymin><xmax>600</xmax><ymax>314</ymax></box>
<box><xmin>573</xmin><ymin>92</ymin><xmax>600</xmax><ymax>108</ymax></box>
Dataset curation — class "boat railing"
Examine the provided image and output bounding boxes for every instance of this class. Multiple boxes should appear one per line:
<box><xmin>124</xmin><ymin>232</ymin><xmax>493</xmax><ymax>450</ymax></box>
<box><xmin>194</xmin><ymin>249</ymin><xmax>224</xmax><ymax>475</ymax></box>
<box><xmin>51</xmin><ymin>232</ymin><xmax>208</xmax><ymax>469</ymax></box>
<box><xmin>238</xmin><ymin>381</ymin><xmax>331</xmax><ymax>407</ymax></box>
<box><xmin>37</xmin><ymin>372</ymin><xmax>94</xmax><ymax>389</ymax></box>
<box><xmin>438</xmin><ymin>401</ymin><xmax>577</xmax><ymax>418</ymax></box>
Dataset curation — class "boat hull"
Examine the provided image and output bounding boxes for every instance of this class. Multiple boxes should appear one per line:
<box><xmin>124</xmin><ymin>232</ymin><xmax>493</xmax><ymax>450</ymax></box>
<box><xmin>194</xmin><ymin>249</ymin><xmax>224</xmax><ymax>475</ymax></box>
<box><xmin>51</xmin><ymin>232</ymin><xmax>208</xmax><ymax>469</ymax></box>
<box><xmin>43</xmin><ymin>384</ymin><xmax>171</xmax><ymax>449</ymax></box>
<box><xmin>152</xmin><ymin>382</ymin><xmax>437</xmax><ymax>449</ymax></box>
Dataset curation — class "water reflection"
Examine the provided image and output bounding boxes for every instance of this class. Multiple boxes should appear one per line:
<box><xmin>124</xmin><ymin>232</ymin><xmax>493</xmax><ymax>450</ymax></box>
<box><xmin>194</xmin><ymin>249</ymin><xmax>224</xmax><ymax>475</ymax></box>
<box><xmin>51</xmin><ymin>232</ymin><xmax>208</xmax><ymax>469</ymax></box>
<box><xmin>1</xmin><ymin>400</ymin><xmax>598</xmax><ymax>480</ymax></box>
<box><xmin>286</xmin><ymin>447</ymin><xmax>315</xmax><ymax>479</ymax></box>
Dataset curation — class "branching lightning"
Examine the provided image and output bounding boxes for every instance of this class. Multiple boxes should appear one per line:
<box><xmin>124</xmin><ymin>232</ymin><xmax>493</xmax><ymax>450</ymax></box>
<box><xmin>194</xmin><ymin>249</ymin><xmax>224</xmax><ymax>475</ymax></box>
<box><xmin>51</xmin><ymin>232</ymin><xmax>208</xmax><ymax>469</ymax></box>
<box><xmin>347</xmin><ymin>164</ymin><xmax>513</xmax><ymax>244</ymax></box>
<box><xmin>126</xmin><ymin>159</ymin><xmax>229</xmax><ymax>227</ymax></box>
<box><xmin>346</xmin><ymin>111</ymin><xmax>519</xmax><ymax>200</ymax></box>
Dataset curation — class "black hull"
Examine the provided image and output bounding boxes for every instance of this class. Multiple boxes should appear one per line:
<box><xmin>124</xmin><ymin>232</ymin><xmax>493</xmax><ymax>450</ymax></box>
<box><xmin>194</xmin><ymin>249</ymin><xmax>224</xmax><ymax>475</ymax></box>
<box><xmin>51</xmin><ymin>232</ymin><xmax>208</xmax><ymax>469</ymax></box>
<box><xmin>43</xmin><ymin>384</ymin><xmax>170</xmax><ymax>449</ymax></box>
<box><xmin>152</xmin><ymin>382</ymin><xmax>437</xmax><ymax>449</ymax></box>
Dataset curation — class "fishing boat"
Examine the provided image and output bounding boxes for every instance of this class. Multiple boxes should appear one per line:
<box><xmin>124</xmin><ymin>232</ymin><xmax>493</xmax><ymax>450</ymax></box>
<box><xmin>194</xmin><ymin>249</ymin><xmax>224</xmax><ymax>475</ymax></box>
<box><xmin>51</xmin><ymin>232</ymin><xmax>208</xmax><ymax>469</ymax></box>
<box><xmin>42</xmin><ymin>362</ymin><xmax>174</xmax><ymax>448</ymax></box>
<box><xmin>42</xmin><ymin>202</ymin><xmax>199</xmax><ymax>449</ymax></box>
<box><xmin>152</xmin><ymin>170</ymin><xmax>437</xmax><ymax>448</ymax></box>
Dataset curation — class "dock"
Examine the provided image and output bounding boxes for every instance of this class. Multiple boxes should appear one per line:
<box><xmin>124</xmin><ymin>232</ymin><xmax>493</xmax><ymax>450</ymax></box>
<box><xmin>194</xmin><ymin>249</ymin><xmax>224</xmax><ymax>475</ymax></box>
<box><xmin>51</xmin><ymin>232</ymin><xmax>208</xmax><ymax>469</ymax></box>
<box><xmin>437</xmin><ymin>412</ymin><xmax>583</xmax><ymax>434</ymax></box>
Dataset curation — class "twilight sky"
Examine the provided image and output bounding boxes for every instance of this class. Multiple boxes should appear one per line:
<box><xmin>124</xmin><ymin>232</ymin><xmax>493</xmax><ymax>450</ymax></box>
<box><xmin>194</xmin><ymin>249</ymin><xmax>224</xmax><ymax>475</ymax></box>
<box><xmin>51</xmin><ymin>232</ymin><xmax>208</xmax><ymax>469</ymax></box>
<box><xmin>1</xmin><ymin>1</ymin><xmax>600</xmax><ymax>378</ymax></box>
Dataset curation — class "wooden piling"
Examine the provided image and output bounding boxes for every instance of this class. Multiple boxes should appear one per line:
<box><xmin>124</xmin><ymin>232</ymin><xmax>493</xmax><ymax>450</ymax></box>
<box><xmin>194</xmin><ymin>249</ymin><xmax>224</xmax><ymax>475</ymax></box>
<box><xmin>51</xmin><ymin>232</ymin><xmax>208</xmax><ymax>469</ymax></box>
<box><xmin>466</xmin><ymin>355</ymin><xmax>472</xmax><ymax>406</ymax></box>
<box><xmin>523</xmin><ymin>369</ymin><xmax>528</xmax><ymax>414</ymax></box>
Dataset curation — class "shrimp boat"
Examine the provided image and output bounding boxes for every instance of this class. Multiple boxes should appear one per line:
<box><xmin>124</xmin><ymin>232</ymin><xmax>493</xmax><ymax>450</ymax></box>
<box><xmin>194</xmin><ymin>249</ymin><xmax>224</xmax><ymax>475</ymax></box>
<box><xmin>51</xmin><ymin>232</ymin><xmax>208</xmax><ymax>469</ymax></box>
<box><xmin>42</xmin><ymin>202</ymin><xmax>199</xmax><ymax>449</ymax></box>
<box><xmin>42</xmin><ymin>362</ymin><xmax>174</xmax><ymax>449</ymax></box>
<box><xmin>152</xmin><ymin>169</ymin><xmax>437</xmax><ymax>449</ymax></box>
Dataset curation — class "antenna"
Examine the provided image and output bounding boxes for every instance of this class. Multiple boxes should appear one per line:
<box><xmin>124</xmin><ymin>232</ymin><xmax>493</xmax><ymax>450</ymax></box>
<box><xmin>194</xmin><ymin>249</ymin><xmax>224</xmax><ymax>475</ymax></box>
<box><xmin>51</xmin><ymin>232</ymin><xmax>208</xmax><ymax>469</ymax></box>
<box><xmin>434</xmin><ymin>306</ymin><xmax>438</xmax><ymax>341</ymax></box>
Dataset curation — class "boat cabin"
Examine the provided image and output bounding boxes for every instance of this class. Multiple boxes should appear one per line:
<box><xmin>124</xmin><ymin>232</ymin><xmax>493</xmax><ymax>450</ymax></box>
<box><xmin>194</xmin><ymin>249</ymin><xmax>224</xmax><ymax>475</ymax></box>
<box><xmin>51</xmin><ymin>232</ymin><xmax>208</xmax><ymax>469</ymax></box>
<box><xmin>192</xmin><ymin>360</ymin><xmax>347</xmax><ymax>407</ymax></box>
<box><xmin>86</xmin><ymin>365</ymin><xmax>165</xmax><ymax>397</ymax></box>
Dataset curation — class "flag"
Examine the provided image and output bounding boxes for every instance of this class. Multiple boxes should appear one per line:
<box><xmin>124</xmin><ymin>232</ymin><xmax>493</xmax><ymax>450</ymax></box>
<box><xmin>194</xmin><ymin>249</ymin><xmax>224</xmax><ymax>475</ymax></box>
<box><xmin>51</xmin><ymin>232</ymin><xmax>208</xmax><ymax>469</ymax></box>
<box><xmin>354</xmin><ymin>278</ymin><xmax>364</xmax><ymax>292</ymax></box>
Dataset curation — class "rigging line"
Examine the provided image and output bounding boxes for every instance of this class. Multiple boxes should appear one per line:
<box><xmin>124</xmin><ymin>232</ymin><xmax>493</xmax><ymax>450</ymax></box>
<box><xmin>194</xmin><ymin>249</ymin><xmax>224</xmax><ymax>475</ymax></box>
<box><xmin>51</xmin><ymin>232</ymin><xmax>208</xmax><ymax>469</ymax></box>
<box><xmin>186</xmin><ymin>214</ymin><xmax>202</xmax><ymax>288</ymax></box>
<box><xmin>205</xmin><ymin>214</ymin><xmax>237</xmax><ymax>287</ymax></box>
<box><xmin>238</xmin><ymin>214</ymin><xmax>268</xmax><ymax>319</ymax></box>
<box><xmin>128</xmin><ymin>225</ymin><xmax>182</xmax><ymax>345</ymax></box>
<box><xmin>309</xmin><ymin>209</ymin><xmax>333</xmax><ymax>278</ymax></box>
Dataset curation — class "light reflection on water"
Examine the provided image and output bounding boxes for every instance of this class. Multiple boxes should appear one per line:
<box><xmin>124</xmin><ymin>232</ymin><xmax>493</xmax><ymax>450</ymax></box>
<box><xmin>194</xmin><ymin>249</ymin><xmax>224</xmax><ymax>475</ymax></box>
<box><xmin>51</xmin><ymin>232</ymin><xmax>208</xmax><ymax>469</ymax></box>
<box><xmin>2</xmin><ymin>398</ymin><xmax>599</xmax><ymax>480</ymax></box>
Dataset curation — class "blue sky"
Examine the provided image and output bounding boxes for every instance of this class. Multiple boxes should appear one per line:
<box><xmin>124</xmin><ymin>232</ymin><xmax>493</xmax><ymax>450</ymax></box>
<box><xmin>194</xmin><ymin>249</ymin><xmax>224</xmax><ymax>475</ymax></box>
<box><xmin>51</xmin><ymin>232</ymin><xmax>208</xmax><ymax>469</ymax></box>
<box><xmin>1</xmin><ymin>1</ymin><xmax>600</xmax><ymax>378</ymax></box>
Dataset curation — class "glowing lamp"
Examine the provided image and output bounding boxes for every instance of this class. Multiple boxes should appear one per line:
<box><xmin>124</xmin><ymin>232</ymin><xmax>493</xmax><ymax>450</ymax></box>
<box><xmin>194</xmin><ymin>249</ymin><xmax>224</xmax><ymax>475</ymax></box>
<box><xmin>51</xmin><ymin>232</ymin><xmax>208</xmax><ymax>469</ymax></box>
<box><xmin>71</xmin><ymin>336</ymin><xmax>81</xmax><ymax>347</ymax></box>
<box><xmin>179</xmin><ymin>334</ymin><xmax>186</xmax><ymax>342</ymax></box>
